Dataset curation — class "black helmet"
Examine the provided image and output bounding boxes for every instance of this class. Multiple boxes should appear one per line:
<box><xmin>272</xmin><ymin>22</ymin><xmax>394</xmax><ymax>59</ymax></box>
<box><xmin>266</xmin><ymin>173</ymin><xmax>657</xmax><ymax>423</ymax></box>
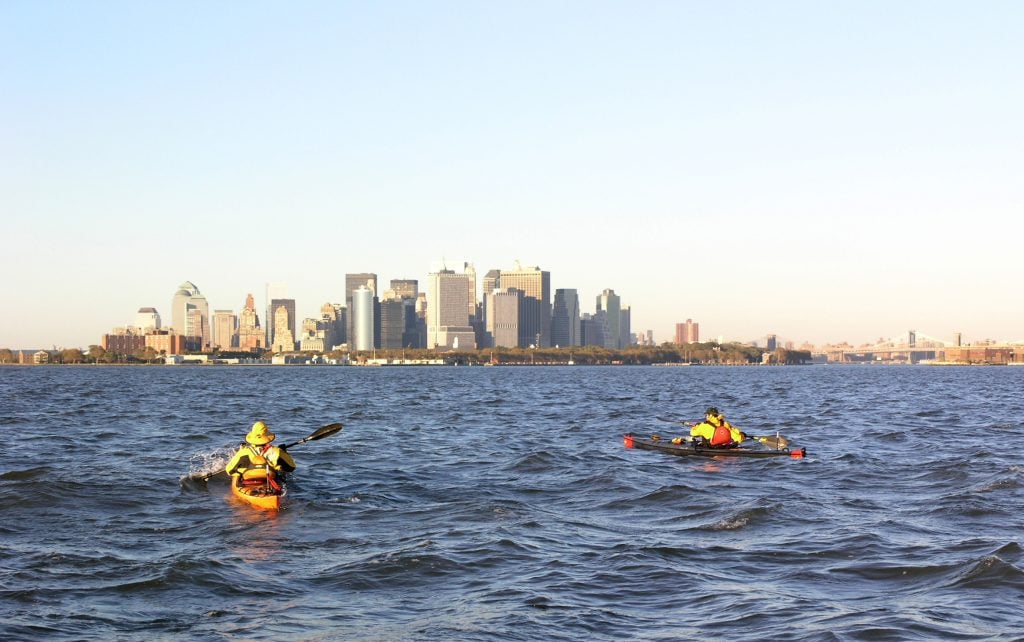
<box><xmin>705</xmin><ymin>406</ymin><xmax>720</xmax><ymax>417</ymax></box>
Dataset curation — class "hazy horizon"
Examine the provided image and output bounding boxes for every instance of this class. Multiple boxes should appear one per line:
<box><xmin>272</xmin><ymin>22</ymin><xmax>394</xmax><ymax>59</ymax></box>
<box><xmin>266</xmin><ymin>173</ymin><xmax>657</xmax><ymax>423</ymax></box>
<box><xmin>4</xmin><ymin>2</ymin><xmax>1022</xmax><ymax>349</ymax></box>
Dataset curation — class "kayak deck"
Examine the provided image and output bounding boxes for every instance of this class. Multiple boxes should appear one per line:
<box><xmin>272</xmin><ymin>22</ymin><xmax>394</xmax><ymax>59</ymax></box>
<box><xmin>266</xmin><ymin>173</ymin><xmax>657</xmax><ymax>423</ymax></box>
<box><xmin>624</xmin><ymin>433</ymin><xmax>805</xmax><ymax>459</ymax></box>
<box><xmin>231</xmin><ymin>475</ymin><xmax>286</xmax><ymax>510</ymax></box>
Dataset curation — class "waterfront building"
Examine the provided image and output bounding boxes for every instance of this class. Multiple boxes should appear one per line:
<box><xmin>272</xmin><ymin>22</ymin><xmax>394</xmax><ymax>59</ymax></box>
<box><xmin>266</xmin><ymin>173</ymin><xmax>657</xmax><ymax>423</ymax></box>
<box><xmin>145</xmin><ymin>329</ymin><xmax>187</xmax><ymax>355</ymax></box>
<box><xmin>620</xmin><ymin>305</ymin><xmax>632</xmax><ymax>348</ymax></box>
<box><xmin>464</xmin><ymin>262</ymin><xmax>478</xmax><ymax>321</ymax></box>
<box><xmin>271</xmin><ymin>305</ymin><xmax>296</xmax><ymax>352</ymax></box>
<box><xmin>486</xmin><ymin>288</ymin><xmax>522</xmax><ymax>348</ymax></box>
<box><xmin>171</xmin><ymin>281</ymin><xmax>210</xmax><ymax>348</ymax></box>
<box><xmin>102</xmin><ymin>333</ymin><xmax>146</xmax><ymax>353</ymax></box>
<box><xmin>320</xmin><ymin>303</ymin><xmax>344</xmax><ymax>350</ymax></box>
<box><xmin>427</xmin><ymin>269</ymin><xmax>476</xmax><ymax>350</ymax></box>
<box><xmin>352</xmin><ymin>285</ymin><xmax>375</xmax><ymax>351</ymax></box>
<box><xmin>581</xmin><ymin>312</ymin><xmax>606</xmax><ymax>347</ymax></box>
<box><xmin>551</xmin><ymin>288</ymin><xmax>581</xmax><ymax>348</ymax></box>
<box><xmin>345</xmin><ymin>273</ymin><xmax>377</xmax><ymax>347</ymax></box>
<box><xmin>675</xmin><ymin>319</ymin><xmax>700</xmax><ymax>344</ymax></box>
<box><xmin>264</xmin><ymin>282</ymin><xmax>287</xmax><ymax>348</ymax></box>
<box><xmin>497</xmin><ymin>264</ymin><xmax>551</xmax><ymax>347</ymax></box>
<box><xmin>268</xmin><ymin>298</ymin><xmax>296</xmax><ymax>350</ymax></box>
<box><xmin>596</xmin><ymin>289</ymin><xmax>621</xmax><ymax>349</ymax></box>
<box><xmin>134</xmin><ymin>307</ymin><xmax>161</xmax><ymax>333</ymax></box>
<box><xmin>238</xmin><ymin>294</ymin><xmax>264</xmax><ymax>350</ymax></box>
<box><xmin>299</xmin><ymin>316</ymin><xmax>328</xmax><ymax>352</ymax></box>
<box><xmin>212</xmin><ymin>310</ymin><xmax>237</xmax><ymax>349</ymax></box>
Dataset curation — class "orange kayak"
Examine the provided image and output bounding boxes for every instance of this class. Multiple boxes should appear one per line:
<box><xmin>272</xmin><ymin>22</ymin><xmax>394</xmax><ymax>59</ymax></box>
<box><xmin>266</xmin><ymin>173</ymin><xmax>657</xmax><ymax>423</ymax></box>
<box><xmin>230</xmin><ymin>474</ymin><xmax>286</xmax><ymax>510</ymax></box>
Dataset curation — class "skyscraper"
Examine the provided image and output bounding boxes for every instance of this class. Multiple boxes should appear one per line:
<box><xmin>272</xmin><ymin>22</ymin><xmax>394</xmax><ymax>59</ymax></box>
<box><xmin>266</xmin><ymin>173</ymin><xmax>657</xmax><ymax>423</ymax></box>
<box><xmin>271</xmin><ymin>305</ymin><xmax>296</xmax><ymax>352</ymax></box>
<box><xmin>486</xmin><ymin>288</ymin><xmax>522</xmax><ymax>348</ymax></box>
<box><xmin>620</xmin><ymin>305</ymin><xmax>632</xmax><ymax>348</ymax></box>
<box><xmin>352</xmin><ymin>285</ymin><xmax>375</xmax><ymax>351</ymax></box>
<box><xmin>346</xmin><ymin>273</ymin><xmax>377</xmax><ymax>348</ymax></box>
<box><xmin>551</xmin><ymin>289</ymin><xmax>580</xmax><ymax>347</ymax></box>
<box><xmin>171</xmin><ymin>281</ymin><xmax>210</xmax><ymax>348</ymax></box>
<box><xmin>238</xmin><ymin>294</ymin><xmax>264</xmax><ymax>350</ymax></box>
<box><xmin>427</xmin><ymin>269</ymin><xmax>476</xmax><ymax>350</ymax></box>
<box><xmin>134</xmin><ymin>307</ymin><xmax>161</xmax><ymax>333</ymax></box>
<box><xmin>265</xmin><ymin>282</ymin><xmax>287</xmax><ymax>348</ymax></box>
<box><xmin>596</xmin><ymin>289</ymin><xmax>621</xmax><ymax>349</ymax></box>
<box><xmin>212</xmin><ymin>310</ymin><xmax>237</xmax><ymax>349</ymax></box>
<box><xmin>498</xmin><ymin>264</ymin><xmax>551</xmax><ymax>347</ymax></box>
<box><xmin>268</xmin><ymin>298</ymin><xmax>296</xmax><ymax>350</ymax></box>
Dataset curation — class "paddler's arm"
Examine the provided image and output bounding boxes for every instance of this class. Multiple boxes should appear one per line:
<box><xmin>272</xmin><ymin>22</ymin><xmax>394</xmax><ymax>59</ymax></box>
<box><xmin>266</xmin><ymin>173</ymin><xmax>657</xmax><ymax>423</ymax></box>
<box><xmin>224</xmin><ymin>447</ymin><xmax>246</xmax><ymax>476</ymax></box>
<box><xmin>269</xmin><ymin>447</ymin><xmax>296</xmax><ymax>473</ymax></box>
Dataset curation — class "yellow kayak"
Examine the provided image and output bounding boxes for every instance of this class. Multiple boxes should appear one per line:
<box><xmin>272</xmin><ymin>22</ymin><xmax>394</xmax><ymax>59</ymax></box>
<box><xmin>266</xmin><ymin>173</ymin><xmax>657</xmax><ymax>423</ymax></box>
<box><xmin>230</xmin><ymin>473</ymin><xmax>286</xmax><ymax>510</ymax></box>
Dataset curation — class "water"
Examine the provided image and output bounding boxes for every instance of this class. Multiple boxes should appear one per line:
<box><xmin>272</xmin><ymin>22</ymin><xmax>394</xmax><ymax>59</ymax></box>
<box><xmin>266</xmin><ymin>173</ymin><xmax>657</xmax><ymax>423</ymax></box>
<box><xmin>1</xmin><ymin>365</ymin><xmax>1021</xmax><ymax>641</ymax></box>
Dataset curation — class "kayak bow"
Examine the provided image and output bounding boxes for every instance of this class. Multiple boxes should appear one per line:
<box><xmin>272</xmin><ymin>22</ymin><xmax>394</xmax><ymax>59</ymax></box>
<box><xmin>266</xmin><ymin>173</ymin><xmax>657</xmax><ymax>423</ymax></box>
<box><xmin>624</xmin><ymin>433</ymin><xmax>806</xmax><ymax>459</ymax></box>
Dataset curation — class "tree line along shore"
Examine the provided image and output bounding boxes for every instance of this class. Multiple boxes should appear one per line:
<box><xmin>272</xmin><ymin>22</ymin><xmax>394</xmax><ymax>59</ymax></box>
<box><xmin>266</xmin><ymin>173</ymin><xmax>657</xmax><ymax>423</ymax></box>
<box><xmin>0</xmin><ymin>343</ymin><xmax>814</xmax><ymax>366</ymax></box>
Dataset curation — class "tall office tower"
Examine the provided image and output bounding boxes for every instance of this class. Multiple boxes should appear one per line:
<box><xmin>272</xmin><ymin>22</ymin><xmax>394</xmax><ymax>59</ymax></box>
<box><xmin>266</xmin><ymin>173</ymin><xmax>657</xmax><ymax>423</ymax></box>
<box><xmin>268</xmin><ymin>298</ymin><xmax>296</xmax><ymax>350</ymax></box>
<box><xmin>620</xmin><ymin>305</ymin><xmax>631</xmax><ymax>348</ymax></box>
<box><xmin>389</xmin><ymin>279</ymin><xmax>418</xmax><ymax>300</ymax></box>
<box><xmin>482</xmin><ymin>270</ymin><xmax>500</xmax><ymax>296</ymax></box>
<box><xmin>463</xmin><ymin>262</ymin><xmax>478</xmax><ymax>320</ymax></box>
<box><xmin>596</xmin><ymin>289</ymin><xmax>621</xmax><ymax>349</ymax></box>
<box><xmin>766</xmin><ymin>334</ymin><xmax>778</xmax><ymax>351</ymax></box>
<box><xmin>427</xmin><ymin>269</ymin><xmax>476</xmax><ymax>350</ymax></box>
<box><xmin>134</xmin><ymin>307</ymin><xmax>161</xmax><ymax>333</ymax></box>
<box><xmin>380</xmin><ymin>298</ymin><xmax>416</xmax><ymax>349</ymax></box>
<box><xmin>212</xmin><ymin>310</ymin><xmax>237</xmax><ymax>349</ymax></box>
<box><xmin>345</xmin><ymin>273</ymin><xmax>378</xmax><ymax>346</ymax></box>
<box><xmin>581</xmin><ymin>312</ymin><xmax>606</xmax><ymax>347</ymax></box>
<box><xmin>498</xmin><ymin>264</ymin><xmax>551</xmax><ymax>347</ymax></box>
<box><xmin>320</xmin><ymin>303</ymin><xmax>343</xmax><ymax>350</ymax></box>
<box><xmin>485</xmin><ymin>288</ymin><xmax>522</xmax><ymax>348</ymax></box>
<box><xmin>551</xmin><ymin>289</ymin><xmax>581</xmax><ymax>347</ymax></box>
<box><xmin>351</xmin><ymin>285</ymin><xmax>375</xmax><ymax>351</ymax></box>
<box><xmin>265</xmin><ymin>283</ymin><xmax>287</xmax><ymax>348</ymax></box>
<box><xmin>238</xmin><ymin>294</ymin><xmax>264</xmax><ymax>350</ymax></box>
<box><xmin>674</xmin><ymin>318</ymin><xmax>700</xmax><ymax>344</ymax></box>
<box><xmin>171</xmin><ymin>281</ymin><xmax>210</xmax><ymax>347</ymax></box>
<box><xmin>271</xmin><ymin>305</ymin><xmax>296</xmax><ymax>352</ymax></box>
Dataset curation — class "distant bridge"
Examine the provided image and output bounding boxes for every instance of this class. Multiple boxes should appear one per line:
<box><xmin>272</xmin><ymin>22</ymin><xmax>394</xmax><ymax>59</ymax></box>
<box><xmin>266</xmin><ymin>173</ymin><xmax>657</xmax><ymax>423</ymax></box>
<box><xmin>826</xmin><ymin>330</ymin><xmax>955</xmax><ymax>364</ymax></box>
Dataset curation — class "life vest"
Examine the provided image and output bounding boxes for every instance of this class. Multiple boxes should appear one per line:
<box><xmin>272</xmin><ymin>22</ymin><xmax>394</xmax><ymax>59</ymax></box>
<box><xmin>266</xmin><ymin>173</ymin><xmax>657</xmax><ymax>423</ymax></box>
<box><xmin>710</xmin><ymin>424</ymin><xmax>734</xmax><ymax>446</ymax></box>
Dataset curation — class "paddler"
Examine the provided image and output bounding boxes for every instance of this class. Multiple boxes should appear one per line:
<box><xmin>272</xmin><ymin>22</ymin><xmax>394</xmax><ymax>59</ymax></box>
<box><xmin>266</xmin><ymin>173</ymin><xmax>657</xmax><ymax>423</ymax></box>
<box><xmin>675</xmin><ymin>407</ymin><xmax>746</xmax><ymax>448</ymax></box>
<box><xmin>225</xmin><ymin>421</ymin><xmax>297</xmax><ymax>490</ymax></box>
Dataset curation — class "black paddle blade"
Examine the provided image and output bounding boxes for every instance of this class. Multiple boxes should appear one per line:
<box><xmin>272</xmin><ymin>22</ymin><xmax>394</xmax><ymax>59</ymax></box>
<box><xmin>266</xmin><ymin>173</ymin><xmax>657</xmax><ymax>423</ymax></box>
<box><xmin>283</xmin><ymin>422</ymin><xmax>344</xmax><ymax>448</ymax></box>
<box><xmin>306</xmin><ymin>422</ymin><xmax>343</xmax><ymax>442</ymax></box>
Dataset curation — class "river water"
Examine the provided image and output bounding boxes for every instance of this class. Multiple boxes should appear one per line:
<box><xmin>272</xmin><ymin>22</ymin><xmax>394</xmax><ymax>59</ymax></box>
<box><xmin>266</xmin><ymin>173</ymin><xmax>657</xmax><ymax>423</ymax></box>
<box><xmin>1</xmin><ymin>365</ymin><xmax>1021</xmax><ymax>641</ymax></box>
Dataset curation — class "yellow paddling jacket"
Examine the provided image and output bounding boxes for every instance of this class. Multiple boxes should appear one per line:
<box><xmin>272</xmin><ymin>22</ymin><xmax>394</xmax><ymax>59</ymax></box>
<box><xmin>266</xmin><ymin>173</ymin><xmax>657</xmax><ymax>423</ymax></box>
<box><xmin>225</xmin><ymin>443</ymin><xmax>296</xmax><ymax>480</ymax></box>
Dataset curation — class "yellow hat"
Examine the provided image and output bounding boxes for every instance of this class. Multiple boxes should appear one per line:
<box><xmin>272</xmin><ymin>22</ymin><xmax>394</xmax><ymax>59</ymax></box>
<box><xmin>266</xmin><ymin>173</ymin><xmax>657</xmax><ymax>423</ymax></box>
<box><xmin>245</xmin><ymin>421</ymin><xmax>275</xmax><ymax>445</ymax></box>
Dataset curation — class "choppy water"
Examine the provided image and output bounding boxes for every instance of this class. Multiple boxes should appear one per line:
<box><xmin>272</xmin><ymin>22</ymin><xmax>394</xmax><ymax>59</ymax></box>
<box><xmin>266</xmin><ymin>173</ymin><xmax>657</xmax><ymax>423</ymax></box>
<box><xmin>1</xmin><ymin>365</ymin><xmax>1022</xmax><ymax>641</ymax></box>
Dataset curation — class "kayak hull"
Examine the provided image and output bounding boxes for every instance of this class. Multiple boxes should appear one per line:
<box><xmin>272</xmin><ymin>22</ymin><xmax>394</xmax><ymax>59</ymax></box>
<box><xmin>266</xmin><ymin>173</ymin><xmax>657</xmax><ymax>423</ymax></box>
<box><xmin>231</xmin><ymin>475</ymin><xmax>286</xmax><ymax>510</ymax></box>
<box><xmin>624</xmin><ymin>433</ymin><xmax>805</xmax><ymax>459</ymax></box>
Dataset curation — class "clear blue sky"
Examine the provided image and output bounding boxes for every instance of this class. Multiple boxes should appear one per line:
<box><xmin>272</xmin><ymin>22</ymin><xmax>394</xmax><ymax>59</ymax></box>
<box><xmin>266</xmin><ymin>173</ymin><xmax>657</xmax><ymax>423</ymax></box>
<box><xmin>3</xmin><ymin>2</ymin><xmax>1022</xmax><ymax>349</ymax></box>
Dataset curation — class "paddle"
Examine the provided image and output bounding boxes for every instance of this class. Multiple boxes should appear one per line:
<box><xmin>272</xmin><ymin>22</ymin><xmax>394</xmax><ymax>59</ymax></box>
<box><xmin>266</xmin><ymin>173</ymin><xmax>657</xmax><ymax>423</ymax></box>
<box><xmin>193</xmin><ymin>422</ymin><xmax>344</xmax><ymax>482</ymax></box>
<box><xmin>655</xmin><ymin>416</ymin><xmax>791</xmax><ymax>449</ymax></box>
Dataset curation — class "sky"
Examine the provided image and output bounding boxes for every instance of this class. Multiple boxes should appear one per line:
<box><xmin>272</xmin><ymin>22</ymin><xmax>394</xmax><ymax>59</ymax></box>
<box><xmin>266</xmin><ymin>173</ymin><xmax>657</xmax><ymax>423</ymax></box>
<box><xmin>3</xmin><ymin>1</ymin><xmax>1023</xmax><ymax>349</ymax></box>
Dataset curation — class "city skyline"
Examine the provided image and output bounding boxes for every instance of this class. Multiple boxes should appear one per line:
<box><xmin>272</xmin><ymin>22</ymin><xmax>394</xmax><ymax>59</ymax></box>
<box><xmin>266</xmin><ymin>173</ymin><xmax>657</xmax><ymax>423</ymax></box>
<box><xmin>3</xmin><ymin>4</ymin><xmax>1022</xmax><ymax>349</ymax></box>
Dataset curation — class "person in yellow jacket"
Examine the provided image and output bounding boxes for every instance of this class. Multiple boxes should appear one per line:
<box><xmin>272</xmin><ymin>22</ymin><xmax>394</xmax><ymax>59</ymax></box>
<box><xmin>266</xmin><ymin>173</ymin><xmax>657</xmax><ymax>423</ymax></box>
<box><xmin>677</xmin><ymin>407</ymin><xmax>746</xmax><ymax>448</ymax></box>
<box><xmin>225</xmin><ymin>421</ymin><xmax>296</xmax><ymax>491</ymax></box>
